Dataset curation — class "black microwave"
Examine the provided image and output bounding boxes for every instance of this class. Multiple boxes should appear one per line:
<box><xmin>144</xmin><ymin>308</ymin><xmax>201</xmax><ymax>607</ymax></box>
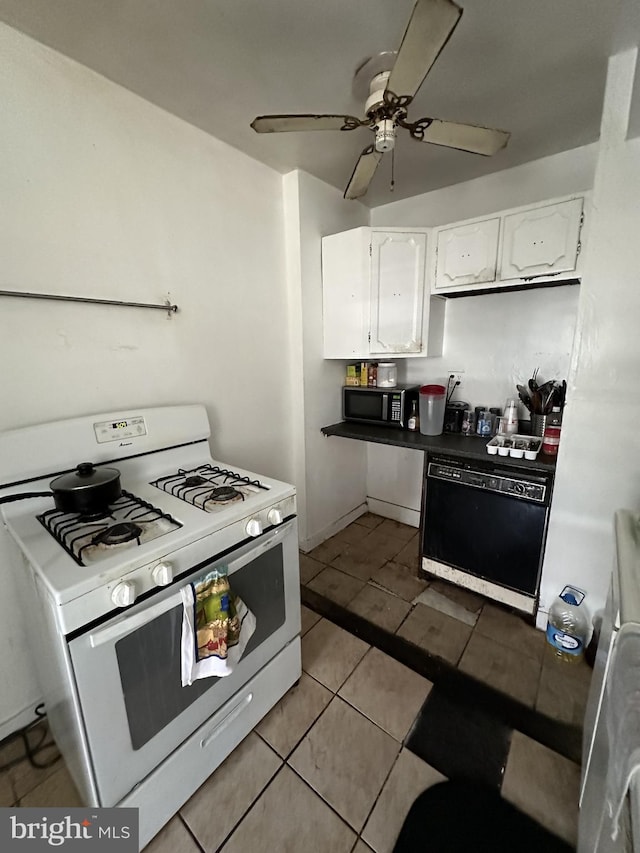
<box><xmin>343</xmin><ymin>384</ymin><xmax>420</xmax><ymax>428</ymax></box>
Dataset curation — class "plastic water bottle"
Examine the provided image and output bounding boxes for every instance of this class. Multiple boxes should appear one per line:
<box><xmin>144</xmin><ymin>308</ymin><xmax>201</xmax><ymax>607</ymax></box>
<box><xmin>546</xmin><ymin>586</ymin><xmax>589</xmax><ymax>664</ymax></box>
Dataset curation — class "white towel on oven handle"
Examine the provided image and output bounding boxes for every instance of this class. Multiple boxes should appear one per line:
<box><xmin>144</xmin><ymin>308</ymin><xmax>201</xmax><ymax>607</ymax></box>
<box><xmin>180</xmin><ymin>580</ymin><xmax>256</xmax><ymax>687</ymax></box>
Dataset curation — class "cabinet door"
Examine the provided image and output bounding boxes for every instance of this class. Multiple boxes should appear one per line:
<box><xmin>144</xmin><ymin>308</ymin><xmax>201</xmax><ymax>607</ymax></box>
<box><xmin>500</xmin><ymin>197</ymin><xmax>583</xmax><ymax>280</ymax></box>
<box><xmin>435</xmin><ymin>217</ymin><xmax>500</xmax><ymax>289</ymax></box>
<box><xmin>369</xmin><ymin>231</ymin><xmax>427</xmax><ymax>355</ymax></box>
<box><xmin>322</xmin><ymin>228</ymin><xmax>369</xmax><ymax>358</ymax></box>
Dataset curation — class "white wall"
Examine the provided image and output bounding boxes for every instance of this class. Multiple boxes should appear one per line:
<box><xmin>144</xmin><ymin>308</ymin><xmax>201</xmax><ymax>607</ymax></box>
<box><xmin>283</xmin><ymin>171</ymin><xmax>369</xmax><ymax>549</ymax></box>
<box><xmin>371</xmin><ymin>143</ymin><xmax>598</xmax><ymax>228</ymax></box>
<box><xmin>0</xmin><ymin>25</ymin><xmax>291</xmax><ymax>733</ymax></box>
<box><xmin>540</xmin><ymin>47</ymin><xmax>640</xmax><ymax>623</ymax></box>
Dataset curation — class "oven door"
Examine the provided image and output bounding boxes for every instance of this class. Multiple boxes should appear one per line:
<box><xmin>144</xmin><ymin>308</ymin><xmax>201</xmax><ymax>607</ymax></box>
<box><xmin>68</xmin><ymin>518</ymin><xmax>300</xmax><ymax>807</ymax></box>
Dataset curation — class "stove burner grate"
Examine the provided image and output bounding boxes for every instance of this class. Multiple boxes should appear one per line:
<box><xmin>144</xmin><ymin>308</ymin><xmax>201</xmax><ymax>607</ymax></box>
<box><xmin>151</xmin><ymin>464</ymin><xmax>269</xmax><ymax>511</ymax></box>
<box><xmin>37</xmin><ymin>491</ymin><xmax>182</xmax><ymax>567</ymax></box>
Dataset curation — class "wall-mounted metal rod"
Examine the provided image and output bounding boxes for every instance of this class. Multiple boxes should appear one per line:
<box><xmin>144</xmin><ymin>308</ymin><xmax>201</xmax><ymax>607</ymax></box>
<box><xmin>0</xmin><ymin>289</ymin><xmax>178</xmax><ymax>315</ymax></box>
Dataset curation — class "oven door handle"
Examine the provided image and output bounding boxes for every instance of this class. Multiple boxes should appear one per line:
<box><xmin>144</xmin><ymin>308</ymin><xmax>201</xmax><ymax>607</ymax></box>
<box><xmin>88</xmin><ymin>520</ymin><xmax>294</xmax><ymax>648</ymax></box>
<box><xmin>88</xmin><ymin>593</ymin><xmax>182</xmax><ymax>647</ymax></box>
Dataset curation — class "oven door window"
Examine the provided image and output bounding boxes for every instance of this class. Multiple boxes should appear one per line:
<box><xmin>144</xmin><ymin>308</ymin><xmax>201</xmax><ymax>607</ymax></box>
<box><xmin>115</xmin><ymin>544</ymin><xmax>285</xmax><ymax>751</ymax></box>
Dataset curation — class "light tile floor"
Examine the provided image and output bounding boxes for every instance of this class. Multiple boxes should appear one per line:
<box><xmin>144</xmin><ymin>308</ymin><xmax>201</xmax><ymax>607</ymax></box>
<box><xmin>0</xmin><ymin>512</ymin><xmax>590</xmax><ymax>851</ymax></box>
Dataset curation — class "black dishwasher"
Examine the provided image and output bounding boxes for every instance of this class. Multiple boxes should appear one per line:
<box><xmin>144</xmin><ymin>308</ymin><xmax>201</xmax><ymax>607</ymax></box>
<box><xmin>421</xmin><ymin>454</ymin><xmax>553</xmax><ymax>614</ymax></box>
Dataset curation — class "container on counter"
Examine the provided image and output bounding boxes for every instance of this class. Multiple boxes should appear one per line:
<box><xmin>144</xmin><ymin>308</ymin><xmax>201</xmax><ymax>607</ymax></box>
<box><xmin>461</xmin><ymin>409</ymin><xmax>476</xmax><ymax>436</ymax></box>
<box><xmin>531</xmin><ymin>414</ymin><xmax>547</xmax><ymax>437</ymax></box>
<box><xmin>476</xmin><ymin>410</ymin><xmax>493</xmax><ymax>437</ymax></box>
<box><xmin>546</xmin><ymin>586</ymin><xmax>589</xmax><ymax>664</ymax></box>
<box><xmin>486</xmin><ymin>434</ymin><xmax>542</xmax><ymax>460</ymax></box>
<box><xmin>503</xmin><ymin>399</ymin><xmax>519</xmax><ymax>434</ymax></box>
<box><xmin>376</xmin><ymin>362</ymin><xmax>398</xmax><ymax>388</ymax></box>
<box><xmin>419</xmin><ymin>384</ymin><xmax>446</xmax><ymax>436</ymax></box>
<box><xmin>407</xmin><ymin>400</ymin><xmax>419</xmax><ymax>432</ymax></box>
<box><xmin>542</xmin><ymin>423</ymin><xmax>561</xmax><ymax>456</ymax></box>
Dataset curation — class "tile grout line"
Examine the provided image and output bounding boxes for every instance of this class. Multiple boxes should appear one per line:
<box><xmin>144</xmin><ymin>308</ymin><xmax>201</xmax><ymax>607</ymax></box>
<box><xmin>300</xmin><ymin>585</ymin><xmax>583</xmax><ymax>764</ymax></box>
<box><xmin>181</xmin><ymin>738</ymin><xmax>285</xmax><ymax>853</ymax></box>
<box><xmin>284</xmin><ymin>753</ymin><xmax>377</xmax><ymax>842</ymax></box>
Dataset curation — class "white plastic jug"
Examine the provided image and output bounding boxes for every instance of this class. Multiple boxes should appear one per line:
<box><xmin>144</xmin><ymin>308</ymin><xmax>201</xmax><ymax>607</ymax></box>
<box><xmin>419</xmin><ymin>385</ymin><xmax>446</xmax><ymax>435</ymax></box>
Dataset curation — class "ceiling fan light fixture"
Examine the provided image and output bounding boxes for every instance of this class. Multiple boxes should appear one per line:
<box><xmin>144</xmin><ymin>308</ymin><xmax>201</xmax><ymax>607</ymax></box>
<box><xmin>375</xmin><ymin>119</ymin><xmax>396</xmax><ymax>152</ymax></box>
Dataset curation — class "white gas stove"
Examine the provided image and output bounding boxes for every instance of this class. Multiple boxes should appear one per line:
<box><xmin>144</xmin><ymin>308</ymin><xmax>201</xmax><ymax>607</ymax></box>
<box><xmin>0</xmin><ymin>405</ymin><xmax>301</xmax><ymax>848</ymax></box>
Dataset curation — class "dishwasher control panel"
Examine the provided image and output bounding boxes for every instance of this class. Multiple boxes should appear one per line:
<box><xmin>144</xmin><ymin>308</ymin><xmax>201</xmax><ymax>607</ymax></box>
<box><xmin>428</xmin><ymin>463</ymin><xmax>547</xmax><ymax>503</ymax></box>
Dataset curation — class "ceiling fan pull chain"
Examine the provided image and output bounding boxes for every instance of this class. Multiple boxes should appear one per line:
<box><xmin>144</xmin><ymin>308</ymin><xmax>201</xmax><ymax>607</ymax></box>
<box><xmin>390</xmin><ymin>147</ymin><xmax>395</xmax><ymax>193</ymax></box>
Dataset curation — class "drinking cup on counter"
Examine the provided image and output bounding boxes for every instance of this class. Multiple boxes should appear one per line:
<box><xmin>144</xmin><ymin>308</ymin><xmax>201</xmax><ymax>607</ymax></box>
<box><xmin>476</xmin><ymin>410</ymin><xmax>493</xmax><ymax>437</ymax></box>
<box><xmin>419</xmin><ymin>384</ymin><xmax>446</xmax><ymax>436</ymax></box>
<box><xmin>461</xmin><ymin>409</ymin><xmax>476</xmax><ymax>436</ymax></box>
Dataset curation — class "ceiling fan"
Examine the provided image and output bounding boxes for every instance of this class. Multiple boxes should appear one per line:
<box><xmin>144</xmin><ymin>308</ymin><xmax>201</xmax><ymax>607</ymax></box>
<box><xmin>250</xmin><ymin>0</ymin><xmax>510</xmax><ymax>200</ymax></box>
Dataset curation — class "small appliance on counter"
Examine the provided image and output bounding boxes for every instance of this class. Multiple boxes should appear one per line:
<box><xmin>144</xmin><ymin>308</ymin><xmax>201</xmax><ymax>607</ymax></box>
<box><xmin>343</xmin><ymin>383</ymin><xmax>419</xmax><ymax>428</ymax></box>
<box><xmin>443</xmin><ymin>401</ymin><xmax>469</xmax><ymax>433</ymax></box>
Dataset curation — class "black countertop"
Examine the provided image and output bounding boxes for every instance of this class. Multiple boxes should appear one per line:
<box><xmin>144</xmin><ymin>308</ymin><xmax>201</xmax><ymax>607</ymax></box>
<box><xmin>321</xmin><ymin>421</ymin><xmax>557</xmax><ymax>473</ymax></box>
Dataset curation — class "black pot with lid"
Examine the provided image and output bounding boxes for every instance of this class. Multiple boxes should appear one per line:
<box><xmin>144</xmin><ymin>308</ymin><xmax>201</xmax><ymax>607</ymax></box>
<box><xmin>50</xmin><ymin>462</ymin><xmax>122</xmax><ymax>514</ymax></box>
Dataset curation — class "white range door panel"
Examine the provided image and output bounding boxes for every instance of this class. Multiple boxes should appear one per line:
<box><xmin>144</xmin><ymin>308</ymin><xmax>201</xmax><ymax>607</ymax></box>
<box><xmin>500</xmin><ymin>197</ymin><xmax>583</xmax><ymax>280</ymax></box>
<box><xmin>435</xmin><ymin>217</ymin><xmax>500</xmax><ymax>289</ymax></box>
<box><xmin>369</xmin><ymin>230</ymin><xmax>427</xmax><ymax>355</ymax></box>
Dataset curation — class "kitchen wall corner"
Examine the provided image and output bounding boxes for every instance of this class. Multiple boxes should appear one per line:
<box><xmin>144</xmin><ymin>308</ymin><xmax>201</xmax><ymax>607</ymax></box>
<box><xmin>282</xmin><ymin>170</ymin><xmax>369</xmax><ymax>549</ymax></box>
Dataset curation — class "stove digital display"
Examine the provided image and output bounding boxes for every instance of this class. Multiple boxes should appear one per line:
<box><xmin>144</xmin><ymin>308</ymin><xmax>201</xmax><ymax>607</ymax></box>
<box><xmin>93</xmin><ymin>416</ymin><xmax>148</xmax><ymax>443</ymax></box>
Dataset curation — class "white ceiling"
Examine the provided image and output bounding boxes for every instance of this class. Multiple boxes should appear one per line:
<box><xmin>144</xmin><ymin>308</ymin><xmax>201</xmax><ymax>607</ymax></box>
<box><xmin>0</xmin><ymin>0</ymin><xmax>637</xmax><ymax>207</ymax></box>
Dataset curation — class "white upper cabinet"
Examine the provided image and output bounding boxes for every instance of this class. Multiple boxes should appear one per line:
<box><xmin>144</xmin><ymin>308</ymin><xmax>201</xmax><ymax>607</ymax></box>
<box><xmin>434</xmin><ymin>217</ymin><xmax>500</xmax><ymax>290</ymax></box>
<box><xmin>431</xmin><ymin>194</ymin><xmax>586</xmax><ymax>295</ymax></box>
<box><xmin>322</xmin><ymin>227</ymin><xmax>443</xmax><ymax>359</ymax></box>
<box><xmin>499</xmin><ymin>197</ymin><xmax>584</xmax><ymax>280</ymax></box>
<box><xmin>369</xmin><ymin>230</ymin><xmax>426</xmax><ymax>355</ymax></box>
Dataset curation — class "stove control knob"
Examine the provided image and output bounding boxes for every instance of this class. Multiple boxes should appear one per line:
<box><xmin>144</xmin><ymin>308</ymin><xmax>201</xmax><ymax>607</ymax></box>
<box><xmin>267</xmin><ymin>507</ymin><xmax>283</xmax><ymax>526</ymax></box>
<box><xmin>152</xmin><ymin>561</ymin><xmax>174</xmax><ymax>587</ymax></box>
<box><xmin>246</xmin><ymin>518</ymin><xmax>263</xmax><ymax>538</ymax></box>
<box><xmin>111</xmin><ymin>581</ymin><xmax>136</xmax><ymax>608</ymax></box>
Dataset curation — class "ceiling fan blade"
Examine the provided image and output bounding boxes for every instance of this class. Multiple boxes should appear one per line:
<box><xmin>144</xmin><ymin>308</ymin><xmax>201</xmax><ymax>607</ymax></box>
<box><xmin>386</xmin><ymin>0</ymin><xmax>462</xmax><ymax>102</ymax></box>
<box><xmin>344</xmin><ymin>146</ymin><xmax>383</xmax><ymax>199</ymax></box>
<box><xmin>407</xmin><ymin>118</ymin><xmax>510</xmax><ymax>155</ymax></box>
<box><xmin>250</xmin><ymin>114</ymin><xmax>365</xmax><ymax>133</ymax></box>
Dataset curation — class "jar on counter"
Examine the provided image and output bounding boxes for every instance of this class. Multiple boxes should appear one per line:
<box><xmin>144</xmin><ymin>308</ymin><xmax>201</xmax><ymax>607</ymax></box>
<box><xmin>461</xmin><ymin>409</ymin><xmax>475</xmax><ymax>436</ymax></box>
<box><xmin>542</xmin><ymin>424</ymin><xmax>562</xmax><ymax>456</ymax></box>
<box><xmin>377</xmin><ymin>362</ymin><xmax>397</xmax><ymax>388</ymax></box>
<box><xmin>476</xmin><ymin>410</ymin><xmax>493</xmax><ymax>437</ymax></box>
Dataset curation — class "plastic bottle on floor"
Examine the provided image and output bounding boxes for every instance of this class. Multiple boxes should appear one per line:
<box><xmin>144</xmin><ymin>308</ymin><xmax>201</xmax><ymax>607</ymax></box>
<box><xmin>546</xmin><ymin>585</ymin><xmax>589</xmax><ymax>664</ymax></box>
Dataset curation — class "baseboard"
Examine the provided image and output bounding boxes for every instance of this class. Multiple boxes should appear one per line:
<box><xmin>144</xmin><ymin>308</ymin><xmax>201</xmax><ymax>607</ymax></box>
<box><xmin>0</xmin><ymin>698</ymin><xmax>43</xmax><ymax>742</ymax></box>
<box><xmin>367</xmin><ymin>498</ymin><xmax>420</xmax><ymax>529</ymax></box>
<box><xmin>299</xmin><ymin>503</ymin><xmax>368</xmax><ymax>552</ymax></box>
